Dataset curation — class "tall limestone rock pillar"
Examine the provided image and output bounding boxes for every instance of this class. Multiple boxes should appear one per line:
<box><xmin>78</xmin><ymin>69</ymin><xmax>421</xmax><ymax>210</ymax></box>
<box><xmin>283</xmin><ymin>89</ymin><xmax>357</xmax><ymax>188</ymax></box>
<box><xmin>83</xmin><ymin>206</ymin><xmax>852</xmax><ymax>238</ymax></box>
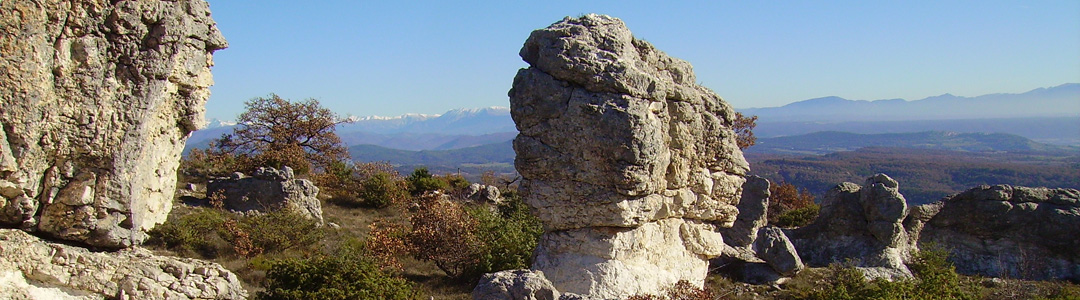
<box><xmin>510</xmin><ymin>14</ymin><xmax>749</xmax><ymax>298</ymax></box>
<box><xmin>0</xmin><ymin>0</ymin><xmax>227</xmax><ymax>248</ymax></box>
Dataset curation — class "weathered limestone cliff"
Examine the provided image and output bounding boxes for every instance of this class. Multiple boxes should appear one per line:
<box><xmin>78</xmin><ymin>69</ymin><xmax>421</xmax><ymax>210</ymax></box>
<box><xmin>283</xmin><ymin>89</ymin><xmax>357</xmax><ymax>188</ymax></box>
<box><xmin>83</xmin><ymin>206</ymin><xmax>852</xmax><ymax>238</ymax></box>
<box><xmin>508</xmin><ymin>14</ymin><xmax>748</xmax><ymax>297</ymax></box>
<box><xmin>788</xmin><ymin>175</ymin><xmax>1080</xmax><ymax>282</ymax></box>
<box><xmin>0</xmin><ymin>0</ymin><xmax>226</xmax><ymax>248</ymax></box>
<box><xmin>0</xmin><ymin>1</ymin><xmax>245</xmax><ymax>298</ymax></box>
<box><xmin>918</xmin><ymin>185</ymin><xmax>1080</xmax><ymax>281</ymax></box>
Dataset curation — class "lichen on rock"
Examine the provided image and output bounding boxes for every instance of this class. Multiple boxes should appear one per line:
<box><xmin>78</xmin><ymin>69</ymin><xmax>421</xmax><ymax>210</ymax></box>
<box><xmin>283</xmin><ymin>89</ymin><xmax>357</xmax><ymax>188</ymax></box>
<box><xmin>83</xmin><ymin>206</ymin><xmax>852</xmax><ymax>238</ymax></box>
<box><xmin>0</xmin><ymin>0</ymin><xmax>226</xmax><ymax>248</ymax></box>
<box><xmin>507</xmin><ymin>13</ymin><xmax>748</xmax><ymax>298</ymax></box>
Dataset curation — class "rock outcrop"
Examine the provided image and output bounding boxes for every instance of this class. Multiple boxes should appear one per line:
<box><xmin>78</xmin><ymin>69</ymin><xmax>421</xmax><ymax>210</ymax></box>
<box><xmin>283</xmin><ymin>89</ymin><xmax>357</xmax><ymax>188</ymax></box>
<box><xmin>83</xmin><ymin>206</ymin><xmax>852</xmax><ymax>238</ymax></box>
<box><xmin>788</xmin><ymin>174</ymin><xmax>917</xmax><ymax>279</ymax></box>
<box><xmin>465</xmin><ymin>183</ymin><xmax>504</xmax><ymax>205</ymax></box>
<box><xmin>918</xmin><ymin>185</ymin><xmax>1080</xmax><ymax>281</ymax></box>
<box><xmin>508</xmin><ymin>14</ymin><xmax>748</xmax><ymax>298</ymax></box>
<box><xmin>754</xmin><ymin>226</ymin><xmax>803</xmax><ymax>277</ymax></box>
<box><xmin>718</xmin><ymin>176</ymin><xmax>770</xmax><ymax>249</ymax></box>
<box><xmin>473</xmin><ymin>270</ymin><xmax>560</xmax><ymax>300</ymax></box>
<box><xmin>0</xmin><ymin>0</ymin><xmax>227</xmax><ymax>248</ymax></box>
<box><xmin>0</xmin><ymin>229</ymin><xmax>247</xmax><ymax>299</ymax></box>
<box><xmin>206</xmin><ymin>167</ymin><xmax>324</xmax><ymax>224</ymax></box>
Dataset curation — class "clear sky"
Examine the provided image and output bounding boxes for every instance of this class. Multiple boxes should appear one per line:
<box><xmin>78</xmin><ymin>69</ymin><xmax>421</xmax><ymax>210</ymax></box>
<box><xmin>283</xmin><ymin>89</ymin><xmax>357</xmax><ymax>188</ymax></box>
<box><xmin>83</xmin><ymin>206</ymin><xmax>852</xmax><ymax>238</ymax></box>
<box><xmin>203</xmin><ymin>0</ymin><xmax>1080</xmax><ymax>121</ymax></box>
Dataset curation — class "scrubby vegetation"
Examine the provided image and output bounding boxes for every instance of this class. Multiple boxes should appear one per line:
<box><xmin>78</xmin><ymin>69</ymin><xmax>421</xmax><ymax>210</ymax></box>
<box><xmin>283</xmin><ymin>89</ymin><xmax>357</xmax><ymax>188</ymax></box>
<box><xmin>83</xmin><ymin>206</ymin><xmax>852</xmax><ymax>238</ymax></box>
<box><xmin>255</xmin><ymin>244</ymin><xmax>418</xmax><ymax>300</ymax></box>
<box><xmin>368</xmin><ymin>189</ymin><xmax>542</xmax><ymax>283</ymax></box>
<box><xmin>767</xmin><ymin>181</ymin><xmax>819</xmax><ymax>228</ymax></box>
<box><xmin>165</xmin><ymin>97</ymin><xmax>1080</xmax><ymax>299</ymax></box>
<box><xmin>793</xmin><ymin>247</ymin><xmax>978</xmax><ymax>300</ymax></box>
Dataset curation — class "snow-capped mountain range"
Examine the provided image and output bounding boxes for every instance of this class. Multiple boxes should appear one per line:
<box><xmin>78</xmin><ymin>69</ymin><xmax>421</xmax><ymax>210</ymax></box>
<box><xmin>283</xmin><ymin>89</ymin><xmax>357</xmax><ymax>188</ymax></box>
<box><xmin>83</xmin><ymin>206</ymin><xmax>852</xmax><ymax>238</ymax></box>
<box><xmin>186</xmin><ymin>84</ymin><xmax>1079</xmax><ymax>153</ymax></box>
<box><xmin>336</xmin><ymin>106</ymin><xmax>513</xmax><ymax>135</ymax></box>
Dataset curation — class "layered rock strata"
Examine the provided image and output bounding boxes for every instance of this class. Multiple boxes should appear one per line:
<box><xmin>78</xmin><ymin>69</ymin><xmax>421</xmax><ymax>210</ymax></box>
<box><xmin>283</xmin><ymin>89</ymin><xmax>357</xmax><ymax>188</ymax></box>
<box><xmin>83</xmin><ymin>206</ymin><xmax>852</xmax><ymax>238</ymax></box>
<box><xmin>510</xmin><ymin>14</ymin><xmax>748</xmax><ymax>297</ymax></box>
<box><xmin>0</xmin><ymin>229</ymin><xmax>247</xmax><ymax>299</ymax></box>
<box><xmin>918</xmin><ymin>185</ymin><xmax>1080</xmax><ymax>281</ymax></box>
<box><xmin>0</xmin><ymin>0</ymin><xmax>227</xmax><ymax>248</ymax></box>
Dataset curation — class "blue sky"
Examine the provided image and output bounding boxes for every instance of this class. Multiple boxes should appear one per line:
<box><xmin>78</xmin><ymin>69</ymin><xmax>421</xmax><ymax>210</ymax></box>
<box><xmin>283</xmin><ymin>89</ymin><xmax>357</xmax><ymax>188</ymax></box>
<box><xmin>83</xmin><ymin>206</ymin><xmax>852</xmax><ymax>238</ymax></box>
<box><xmin>203</xmin><ymin>0</ymin><xmax>1080</xmax><ymax>121</ymax></box>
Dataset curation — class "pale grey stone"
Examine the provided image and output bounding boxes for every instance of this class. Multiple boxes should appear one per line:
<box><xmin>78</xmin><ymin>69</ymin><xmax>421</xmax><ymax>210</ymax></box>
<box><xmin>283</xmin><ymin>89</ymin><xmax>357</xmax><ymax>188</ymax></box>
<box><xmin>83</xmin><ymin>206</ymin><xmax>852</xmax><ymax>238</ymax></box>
<box><xmin>473</xmin><ymin>270</ymin><xmax>560</xmax><ymax>300</ymax></box>
<box><xmin>918</xmin><ymin>185</ymin><xmax>1080</xmax><ymax>281</ymax></box>
<box><xmin>789</xmin><ymin>174</ymin><xmax>915</xmax><ymax>279</ymax></box>
<box><xmin>507</xmin><ymin>14</ymin><xmax>746</xmax><ymax>297</ymax></box>
<box><xmin>754</xmin><ymin>226</ymin><xmax>804</xmax><ymax>276</ymax></box>
<box><xmin>0</xmin><ymin>0</ymin><xmax>226</xmax><ymax>248</ymax></box>
<box><xmin>0</xmin><ymin>229</ymin><xmax>246</xmax><ymax>300</ymax></box>
<box><xmin>206</xmin><ymin>167</ymin><xmax>324</xmax><ymax>224</ymax></box>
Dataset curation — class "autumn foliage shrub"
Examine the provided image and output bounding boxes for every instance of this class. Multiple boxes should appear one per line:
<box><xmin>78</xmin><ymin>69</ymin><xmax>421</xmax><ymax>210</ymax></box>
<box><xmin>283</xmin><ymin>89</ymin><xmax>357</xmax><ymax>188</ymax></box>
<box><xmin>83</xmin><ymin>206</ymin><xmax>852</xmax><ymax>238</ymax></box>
<box><xmin>368</xmin><ymin>190</ymin><xmax>542</xmax><ymax>281</ymax></box>
<box><xmin>768</xmin><ymin>181</ymin><xmax>820</xmax><ymax>228</ymax></box>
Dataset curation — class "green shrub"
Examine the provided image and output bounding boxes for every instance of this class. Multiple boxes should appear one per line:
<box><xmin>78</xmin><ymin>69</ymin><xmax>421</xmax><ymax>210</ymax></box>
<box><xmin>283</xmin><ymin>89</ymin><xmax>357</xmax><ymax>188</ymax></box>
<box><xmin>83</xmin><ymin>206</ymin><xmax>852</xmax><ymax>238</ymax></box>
<box><xmin>357</xmin><ymin>172</ymin><xmax>408</xmax><ymax>208</ymax></box>
<box><xmin>255</xmin><ymin>250</ymin><xmax>418</xmax><ymax>300</ymax></box>
<box><xmin>775</xmin><ymin>204</ymin><xmax>820</xmax><ymax>228</ymax></box>
<box><xmin>147</xmin><ymin>208</ymin><xmax>232</xmax><ymax>258</ymax></box>
<box><xmin>801</xmin><ymin>247</ymin><xmax>978</xmax><ymax>300</ymax></box>
<box><xmin>1037</xmin><ymin>284</ymin><xmax>1080</xmax><ymax>300</ymax></box>
<box><xmin>467</xmin><ymin>194</ymin><xmax>543</xmax><ymax>276</ymax></box>
<box><xmin>241</xmin><ymin>209</ymin><xmax>325</xmax><ymax>253</ymax></box>
<box><xmin>149</xmin><ymin>206</ymin><xmax>326</xmax><ymax>258</ymax></box>
<box><xmin>406</xmin><ymin>168</ymin><xmax>448</xmax><ymax>195</ymax></box>
<box><xmin>442</xmin><ymin>173</ymin><xmax>470</xmax><ymax>192</ymax></box>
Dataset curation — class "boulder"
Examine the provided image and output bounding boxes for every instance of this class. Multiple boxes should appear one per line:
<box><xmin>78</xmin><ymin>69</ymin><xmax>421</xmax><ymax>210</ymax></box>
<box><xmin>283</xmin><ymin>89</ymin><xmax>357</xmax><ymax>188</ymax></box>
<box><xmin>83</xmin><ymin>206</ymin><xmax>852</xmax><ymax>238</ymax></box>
<box><xmin>788</xmin><ymin>174</ymin><xmax>915</xmax><ymax>279</ymax></box>
<box><xmin>719</xmin><ymin>176</ymin><xmax>770</xmax><ymax>248</ymax></box>
<box><xmin>206</xmin><ymin>167</ymin><xmax>324</xmax><ymax>224</ymax></box>
<box><xmin>473</xmin><ymin>270</ymin><xmax>560</xmax><ymax>300</ymax></box>
<box><xmin>0</xmin><ymin>0</ymin><xmax>227</xmax><ymax>248</ymax></box>
<box><xmin>754</xmin><ymin>226</ymin><xmax>803</xmax><ymax>277</ymax></box>
<box><xmin>466</xmin><ymin>183</ymin><xmax>504</xmax><ymax>205</ymax></box>
<box><xmin>0</xmin><ymin>229</ymin><xmax>247</xmax><ymax>300</ymax></box>
<box><xmin>508</xmin><ymin>14</ymin><xmax>748</xmax><ymax>298</ymax></box>
<box><xmin>917</xmin><ymin>185</ymin><xmax>1080</xmax><ymax>281</ymax></box>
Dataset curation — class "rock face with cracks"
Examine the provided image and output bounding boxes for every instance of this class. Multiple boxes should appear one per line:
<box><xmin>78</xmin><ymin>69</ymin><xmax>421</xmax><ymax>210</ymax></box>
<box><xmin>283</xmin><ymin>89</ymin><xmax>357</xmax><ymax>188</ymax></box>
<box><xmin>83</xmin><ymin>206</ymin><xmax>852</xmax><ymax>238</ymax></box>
<box><xmin>918</xmin><ymin>185</ymin><xmax>1080</xmax><ymax>281</ymax></box>
<box><xmin>206</xmin><ymin>167</ymin><xmax>324</xmax><ymax>224</ymax></box>
<box><xmin>0</xmin><ymin>0</ymin><xmax>227</xmax><ymax>248</ymax></box>
<box><xmin>509</xmin><ymin>14</ymin><xmax>748</xmax><ymax>298</ymax></box>
<box><xmin>0</xmin><ymin>229</ymin><xmax>247</xmax><ymax>300</ymax></box>
<box><xmin>788</xmin><ymin>174</ymin><xmax>918</xmax><ymax>280</ymax></box>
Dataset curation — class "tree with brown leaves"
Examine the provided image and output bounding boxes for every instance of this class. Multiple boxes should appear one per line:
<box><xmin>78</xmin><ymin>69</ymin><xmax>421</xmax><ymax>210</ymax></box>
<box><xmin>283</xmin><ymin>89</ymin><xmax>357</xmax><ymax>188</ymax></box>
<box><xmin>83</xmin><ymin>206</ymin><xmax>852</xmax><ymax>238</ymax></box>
<box><xmin>733</xmin><ymin>112</ymin><xmax>758</xmax><ymax>150</ymax></box>
<box><xmin>213</xmin><ymin>94</ymin><xmax>350</xmax><ymax>175</ymax></box>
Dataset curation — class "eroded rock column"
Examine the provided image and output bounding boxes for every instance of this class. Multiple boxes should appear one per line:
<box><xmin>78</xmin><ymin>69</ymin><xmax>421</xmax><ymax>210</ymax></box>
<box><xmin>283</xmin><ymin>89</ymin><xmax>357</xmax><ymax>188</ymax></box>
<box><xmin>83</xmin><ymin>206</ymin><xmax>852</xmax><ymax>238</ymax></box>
<box><xmin>510</xmin><ymin>14</ymin><xmax>749</xmax><ymax>298</ymax></box>
<box><xmin>0</xmin><ymin>0</ymin><xmax>226</xmax><ymax>248</ymax></box>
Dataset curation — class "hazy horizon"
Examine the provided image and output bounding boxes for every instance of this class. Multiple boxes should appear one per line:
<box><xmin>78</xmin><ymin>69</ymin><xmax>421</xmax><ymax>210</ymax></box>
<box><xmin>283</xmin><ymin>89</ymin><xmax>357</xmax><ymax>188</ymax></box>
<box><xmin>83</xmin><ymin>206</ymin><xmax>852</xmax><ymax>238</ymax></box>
<box><xmin>203</xmin><ymin>1</ymin><xmax>1080</xmax><ymax>121</ymax></box>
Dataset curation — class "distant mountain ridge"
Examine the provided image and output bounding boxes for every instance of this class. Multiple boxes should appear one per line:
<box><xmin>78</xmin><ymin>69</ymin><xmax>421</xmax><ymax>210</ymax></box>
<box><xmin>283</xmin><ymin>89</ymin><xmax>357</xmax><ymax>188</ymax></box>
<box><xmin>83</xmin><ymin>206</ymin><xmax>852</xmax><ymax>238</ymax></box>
<box><xmin>186</xmin><ymin>107</ymin><xmax>516</xmax><ymax>153</ymax></box>
<box><xmin>741</xmin><ymin>83</ymin><xmax>1079</xmax><ymax>122</ymax></box>
<box><xmin>336</xmin><ymin>106</ymin><xmax>514</xmax><ymax>135</ymax></box>
<box><xmin>746</xmin><ymin>131</ymin><xmax>1078</xmax><ymax>156</ymax></box>
<box><xmin>348</xmin><ymin>131</ymin><xmax>1078</xmax><ymax>177</ymax></box>
<box><xmin>185</xmin><ymin>84</ymin><xmax>1079</xmax><ymax>153</ymax></box>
